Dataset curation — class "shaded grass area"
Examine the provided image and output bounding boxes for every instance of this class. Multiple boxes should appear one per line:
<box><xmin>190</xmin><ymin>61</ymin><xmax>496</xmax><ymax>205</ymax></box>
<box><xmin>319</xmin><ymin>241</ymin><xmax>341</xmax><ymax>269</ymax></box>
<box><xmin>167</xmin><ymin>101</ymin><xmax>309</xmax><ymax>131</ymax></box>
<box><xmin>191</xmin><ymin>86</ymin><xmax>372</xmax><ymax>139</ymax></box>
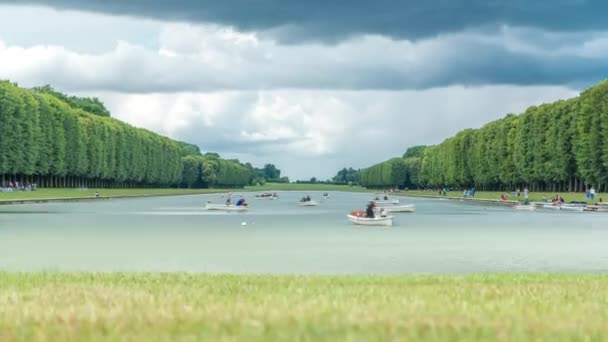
<box><xmin>1</xmin><ymin>273</ymin><xmax>607</xmax><ymax>340</ymax></box>
<box><xmin>402</xmin><ymin>190</ymin><xmax>603</xmax><ymax>203</ymax></box>
<box><xmin>0</xmin><ymin>188</ymin><xmax>229</xmax><ymax>202</ymax></box>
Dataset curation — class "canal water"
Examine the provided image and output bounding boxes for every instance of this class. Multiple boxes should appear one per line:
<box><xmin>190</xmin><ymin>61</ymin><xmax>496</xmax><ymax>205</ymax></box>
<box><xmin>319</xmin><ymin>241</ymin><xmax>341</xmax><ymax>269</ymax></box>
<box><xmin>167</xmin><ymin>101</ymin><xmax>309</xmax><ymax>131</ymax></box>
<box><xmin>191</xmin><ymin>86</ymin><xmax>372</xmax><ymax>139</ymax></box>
<box><xmin>1</xmin><ymin>191</ymin><xmax>607</xmax><ymax>274</ymax></box>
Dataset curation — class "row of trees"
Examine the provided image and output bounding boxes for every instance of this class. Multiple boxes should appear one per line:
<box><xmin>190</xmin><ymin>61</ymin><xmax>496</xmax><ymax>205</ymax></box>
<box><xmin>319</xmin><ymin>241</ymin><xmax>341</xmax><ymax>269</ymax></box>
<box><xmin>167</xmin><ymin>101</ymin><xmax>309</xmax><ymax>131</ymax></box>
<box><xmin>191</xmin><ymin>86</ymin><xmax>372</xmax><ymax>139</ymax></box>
<box><xmin>359</xmin><ymin>146</ymin><xmax>424</xmax><ymax>188</ymax></box>
<box><xmin>180</xmin><ymin>154</ymin><xmax>252</xmax><ymax>188</ymax></box>
<box><xmin>331</xmin><ymin>167</ymin><xmax>360</xmax><ymax>185</ymax></box>
<box><xmin>360</xmin><ymin>80</ymin><xmax>608</xmax><ymax>192</ymax></box>
<box><xmin>0</xmin><ymin>81</ymin><xmax>278</xmax><ymax>189</ymax></box>
<box><xmin>178</xmin><ymin>144</ymin><xmax>285</xmax><ymax>188</ymax></box>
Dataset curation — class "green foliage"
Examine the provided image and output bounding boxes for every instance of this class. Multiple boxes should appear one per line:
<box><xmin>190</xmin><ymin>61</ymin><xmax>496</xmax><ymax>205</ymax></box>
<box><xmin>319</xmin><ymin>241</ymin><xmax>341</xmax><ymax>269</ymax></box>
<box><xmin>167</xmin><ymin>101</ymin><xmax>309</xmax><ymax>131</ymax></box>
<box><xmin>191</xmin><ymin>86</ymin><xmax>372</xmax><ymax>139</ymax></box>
<box><xmin>177</xmin><ymin>142</ymin><xmax>201</xmax><ymax>157</ymax></box>
<box><xmin>361</xmin><ymin>80</ymin><xmax>608</xmax><ymax>191</ymax></box>
<box><xmin>32</xmin><ymin>85</ymin><xmax>111</xmax><ymax>117</ymax></box>
<box><xmin>0</xmin><ymin>82</ymin><xmax>183</xmax><ymax>186</ymax></box>
<box><xmin>402</xmin><ymin>145</ymin><xmax>427</xmax><ymax>159</ymax></box>
<box><xmin>262</xmin><ymin>164</ymin><xmax>281</xmax><ymax>180</ymax></box>
<box><xmin>1</xmin><ymin>81</ymin><xmax>276</xmax><ymax>189</ymax></box>
<box><xmin>332</xmin><ymin>167</ymin><xmax>360</xmax><ymax>184</ymax></box>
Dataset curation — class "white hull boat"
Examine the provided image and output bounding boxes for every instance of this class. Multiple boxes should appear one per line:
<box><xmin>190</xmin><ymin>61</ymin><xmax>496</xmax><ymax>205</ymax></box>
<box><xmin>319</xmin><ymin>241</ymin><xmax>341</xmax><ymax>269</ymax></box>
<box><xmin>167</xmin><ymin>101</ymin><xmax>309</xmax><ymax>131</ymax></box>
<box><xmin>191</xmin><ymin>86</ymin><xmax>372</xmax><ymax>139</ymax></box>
<box><xmin>514</xmin><ymin>204</ymin><xmax>536</xmax><ymax>211</ymax></box>
<box><xmin>373</xmin><ymin>199</ymin><xmax>400</xmax><ymax>206</ymax></box>
<box><xmin>205</xmin><ymin>203</ymin><xmax>248</xmax><ymax>212</ymax></box>
<box><xmin>542</xmin><ymin>204</ymin><xmax>562</xmax><ymax>210</ymax></box>
<box><xmin>347</xmin><ymin>213</ymin><xmax>394</xmax><ymax>226</ymax></box>
<box><xmin>255</xmin><ymin>196</ymin><xmax>278</xmax><ymax>200</ymax></box>
<box><xmin>299</xmin><ymin>200</ymin><xmax>319</xmax><ymax>206</ymax></box>
<box><xmin>560</xmin><ymin>205</ymin><xmax>585</xmax><ymax>212</ymax></box>
<box><xmin>378</xmin><ymin>204</ymin><xmax>415</xmax><ymax>213</ymax></box>
<box><xmin>540</xmin><ymin>204</ymin><xmax>585</xmax><ymax>212</ymax></box>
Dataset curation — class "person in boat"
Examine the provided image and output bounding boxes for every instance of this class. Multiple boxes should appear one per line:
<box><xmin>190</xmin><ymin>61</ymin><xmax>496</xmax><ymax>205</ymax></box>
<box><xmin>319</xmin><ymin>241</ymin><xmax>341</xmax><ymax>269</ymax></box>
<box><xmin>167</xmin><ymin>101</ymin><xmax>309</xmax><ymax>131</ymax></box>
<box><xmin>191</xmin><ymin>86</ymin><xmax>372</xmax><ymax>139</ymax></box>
<box><xmin>236</xmin><ymin>198</ymin><xmax>246</xmax><ymax>206</ymax></box>
<box><xmin>366</xmin><ymin>202</ymin><xmax>375</xmax><ymax>218</ymax></box>
<box><xmin>523</xmin><ymin>198</ymin><xmax>530</xmax><ymax>205</ymax></box>
<box><xmin>225</xmin><ymin>197</ymin><xmax>232</xmax><ymax>205</ymax></box>
<box><xmin>383</xmin><ymin>195</ymin><xmax>388</xmax><ymax>200</ymax></box>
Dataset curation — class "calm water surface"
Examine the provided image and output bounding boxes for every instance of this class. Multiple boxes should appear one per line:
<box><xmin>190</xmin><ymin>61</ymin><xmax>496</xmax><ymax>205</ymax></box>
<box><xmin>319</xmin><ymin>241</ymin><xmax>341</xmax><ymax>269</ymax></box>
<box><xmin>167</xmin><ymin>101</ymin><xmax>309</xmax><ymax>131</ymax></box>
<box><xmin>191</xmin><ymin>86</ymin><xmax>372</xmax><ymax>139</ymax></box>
<box><xmin>1</xmin><ymin>191</ymin><xmax>607</xmax><ymax>274</ymax></box>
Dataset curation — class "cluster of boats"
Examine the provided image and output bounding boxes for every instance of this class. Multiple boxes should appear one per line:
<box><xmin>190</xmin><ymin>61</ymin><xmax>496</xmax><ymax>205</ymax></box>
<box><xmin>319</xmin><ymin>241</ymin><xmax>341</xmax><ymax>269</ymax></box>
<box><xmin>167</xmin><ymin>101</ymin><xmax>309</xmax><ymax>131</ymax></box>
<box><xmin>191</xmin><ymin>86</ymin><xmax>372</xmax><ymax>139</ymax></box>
<box><xmin>347</xmin><ymin>197</ymin><xmax>415</xmax><ymax>226</ymax></box>
<box><xmin>205</xmin><ymin>192</ymin><xmax>330</xmax><ymax>211</ymax></box>
<box><xmin>514</xmin><ymin>201</ymin><xmax>608</xmax><ymax>212</ymax></box>
<box><xmin>205</xmin><ymin>193</ymin><xmax>414</xmax><ymax>226</ymax></box>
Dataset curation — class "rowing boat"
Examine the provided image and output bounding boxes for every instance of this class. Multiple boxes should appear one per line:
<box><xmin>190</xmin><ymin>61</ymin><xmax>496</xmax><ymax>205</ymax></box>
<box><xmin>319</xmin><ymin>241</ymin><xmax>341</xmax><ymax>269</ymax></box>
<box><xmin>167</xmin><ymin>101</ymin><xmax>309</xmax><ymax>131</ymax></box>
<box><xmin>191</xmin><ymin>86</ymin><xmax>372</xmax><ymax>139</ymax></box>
<box><xmin>347</xmin><ymin>210</ymin><xmax>393</xmax><ymax>226</ymax></box>
<box><xmin>377</xmin><ymin>204</ymin><xmax>415</xmax><ymax>213</ymax></box>
<box><xmin>373</xmin><ymin>199</ymin><xmax>400</xmax><ymax>206</ymax></box>
<box><xmin>514</xmin><ymin>204</ymin><xmax>536</xmax><ymax>211</ymax></box>
<box><xmin>299</xmin><ymin>200</ymin><xmax>319</xmax><ymax>206</ymax></box>
<box><xmin>205</xmin><ymin>203</ymin><xmax>249</xmax><ymax>212</ymax></box>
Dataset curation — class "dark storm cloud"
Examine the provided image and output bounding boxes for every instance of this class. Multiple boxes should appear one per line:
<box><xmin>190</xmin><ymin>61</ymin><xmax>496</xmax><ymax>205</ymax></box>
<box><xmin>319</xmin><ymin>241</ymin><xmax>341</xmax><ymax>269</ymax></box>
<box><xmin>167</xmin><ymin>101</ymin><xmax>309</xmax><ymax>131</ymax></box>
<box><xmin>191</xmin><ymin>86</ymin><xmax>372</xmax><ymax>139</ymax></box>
<box><xmin>2</xmin><ymin>0</ymin><xmax>607</xmax><ymax>41</ymax></box>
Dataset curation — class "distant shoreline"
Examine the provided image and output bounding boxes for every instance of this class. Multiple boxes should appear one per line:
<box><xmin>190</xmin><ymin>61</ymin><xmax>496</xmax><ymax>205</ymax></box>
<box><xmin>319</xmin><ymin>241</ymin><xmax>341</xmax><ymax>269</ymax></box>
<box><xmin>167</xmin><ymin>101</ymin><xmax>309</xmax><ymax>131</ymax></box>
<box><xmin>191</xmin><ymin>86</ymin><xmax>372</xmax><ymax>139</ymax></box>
<box><xmin>0</xmin><ymin>184</ymin><xmax>369</xmax><ymax>205</ymax></box>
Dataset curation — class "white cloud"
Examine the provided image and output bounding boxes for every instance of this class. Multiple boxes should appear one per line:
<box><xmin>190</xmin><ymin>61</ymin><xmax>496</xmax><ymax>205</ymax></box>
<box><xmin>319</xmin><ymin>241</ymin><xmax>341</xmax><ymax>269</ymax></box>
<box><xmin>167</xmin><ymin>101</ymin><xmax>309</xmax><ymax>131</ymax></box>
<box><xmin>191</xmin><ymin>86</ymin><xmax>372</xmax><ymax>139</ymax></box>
<box><xmin>1</xmin><ymin>21</ymin><xmax>607</xmax><ymax>93</ymax></box>
<box><xmin>86</xmin><ymin>86</ymin><xmax>578</xmax><ymax>179</ymax></box>
<box><xmin>0</xmin><ymin>7</ymin><xmax>591</xmax><ymax>178</ymax></box>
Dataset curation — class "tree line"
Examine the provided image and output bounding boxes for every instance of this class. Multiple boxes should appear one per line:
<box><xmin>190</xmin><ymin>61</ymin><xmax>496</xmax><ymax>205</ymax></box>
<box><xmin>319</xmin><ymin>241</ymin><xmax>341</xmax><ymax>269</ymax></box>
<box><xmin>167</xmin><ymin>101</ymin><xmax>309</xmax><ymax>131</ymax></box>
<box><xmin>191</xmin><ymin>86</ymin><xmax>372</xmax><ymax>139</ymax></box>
<box><xmin>359</xmin><ymin>146</ymin><xmax>423</xmax><ymax>189</ymax></box>
<box><xmin>0</xmin><ymin>81</ymin><xmax>279</xmax><ymax>189</ymax></box>
<box><xmin>360</xmin><ymin>80</ymin><xmax>608</xmax><ymax>192</ymax></box>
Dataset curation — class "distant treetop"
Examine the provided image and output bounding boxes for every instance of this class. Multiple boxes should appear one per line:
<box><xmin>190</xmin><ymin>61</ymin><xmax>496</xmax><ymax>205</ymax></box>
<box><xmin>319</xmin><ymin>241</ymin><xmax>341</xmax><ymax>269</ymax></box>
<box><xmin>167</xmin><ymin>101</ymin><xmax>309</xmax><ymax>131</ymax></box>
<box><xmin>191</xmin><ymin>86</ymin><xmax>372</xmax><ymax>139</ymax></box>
<box><xmin>402</xmin><ymin>145</ymin><xmax>427</xmax><ymax>159</ymax></box>
<box><xmin>32</xmin><ymin>85</ymin><xmax>111</xmax><ymax>117</ymax></box>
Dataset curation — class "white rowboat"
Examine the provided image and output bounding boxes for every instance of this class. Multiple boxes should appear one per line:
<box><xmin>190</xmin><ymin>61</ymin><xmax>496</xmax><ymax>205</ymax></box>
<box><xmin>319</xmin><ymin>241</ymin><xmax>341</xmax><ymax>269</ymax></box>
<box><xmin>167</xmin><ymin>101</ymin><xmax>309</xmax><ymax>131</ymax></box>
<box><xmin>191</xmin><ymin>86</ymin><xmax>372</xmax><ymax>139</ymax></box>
<box><xmin>299</xmin><ymin>200</ymin><xmax>319</xmax><ymax>206</ymax></box>
<box><xmin>205</xmin><ymin>203</ymin><xmax>248</xmax><ymax>212</ymax></box>
<box><xmin>540</xmin><ymin>204</ymin><xmax>585</xmax><ymax>212</ymax></box>
<box><xmin>347</xmin><ymin>214</ymin><xmax>393</xmax><ymax>226</ymax></box>
<box><xmin>542</xmin><ymin>204</ymin><xmax>562</xmax><ymax>210</ymax></box>
<box><xmin>514</xmin><ymin>204</ymin><xmax>536</xmax><ymax>211</ymax></box>
<box><xmin>560</xmin><ymin>205</ymin><xmax>585</xmax><ymax>212</ymax></box>
<box><xmin>377</xmin><ymin>204</ymin><xmax>415</xmax><ymax>213</ymax></box>
<box><xmin>373</xmin><ymin>200</ymin><xmax>400</xmax><ymax>206</ymax></box>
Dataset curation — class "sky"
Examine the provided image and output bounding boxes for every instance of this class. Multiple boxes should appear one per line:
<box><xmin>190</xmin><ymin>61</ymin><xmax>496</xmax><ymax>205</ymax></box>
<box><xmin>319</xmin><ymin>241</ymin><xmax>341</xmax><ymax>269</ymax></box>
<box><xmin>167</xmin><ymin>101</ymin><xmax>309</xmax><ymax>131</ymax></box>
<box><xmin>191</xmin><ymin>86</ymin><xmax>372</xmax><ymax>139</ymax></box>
<box><xmin>0</xmin><ymin>1</ymin><xmax>606</xmax><ymax>180</ymax></box>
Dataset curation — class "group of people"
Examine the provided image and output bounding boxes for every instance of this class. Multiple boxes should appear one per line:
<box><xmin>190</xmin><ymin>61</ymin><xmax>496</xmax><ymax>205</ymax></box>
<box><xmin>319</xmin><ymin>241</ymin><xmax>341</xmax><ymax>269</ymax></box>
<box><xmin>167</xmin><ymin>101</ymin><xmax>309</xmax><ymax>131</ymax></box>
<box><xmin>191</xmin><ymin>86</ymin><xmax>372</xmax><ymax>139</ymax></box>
<box><xmin>374</xmin><ymin>195</ymin><xmax>389</xmax><ymax>201</ymax></box>
<box><xmin>0</xmin><ymin>181</ymin><xmax>37</xmax><ymax>193</ymax></box>
<box><xmin>499</xmin><ymin>187</ymin><xmax>531</xmax><ymax>202</ymax></box>
<box><xmin>544</xmin><ymin>195</ymin><xmax>565</xmax><ymax>205</ymax></box>
<box><xmin>463</xmin><ymin>188</ymin><xmax>476</xmax><ymax>198</ymax></box>
<box><xmin>300</xmin><ymin>195</ymin><xmax>312</xmax><ymax>202</ymax></box>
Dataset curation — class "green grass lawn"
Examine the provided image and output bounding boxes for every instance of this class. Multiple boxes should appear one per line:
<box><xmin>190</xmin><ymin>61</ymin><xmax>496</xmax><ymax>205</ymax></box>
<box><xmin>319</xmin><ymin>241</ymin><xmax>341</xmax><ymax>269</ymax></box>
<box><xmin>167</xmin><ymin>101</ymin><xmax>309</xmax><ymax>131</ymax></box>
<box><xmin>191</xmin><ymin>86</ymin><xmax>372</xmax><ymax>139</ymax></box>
<box><xmin>402</xmin><ymin>190</ymin><xmax>603</xmax><ymax>203</ymax></box>
<box><xmin>0</xmin><ymin>188</ymin><xmax>229</xmax><ymax>202</ymax></box>
<box><xmin>0</xmin><ymin>273</ymin><xmax>606</xmax><ymax>341</ymax></box>
<box><xmin>245</xmin><ymin>183</ymin><xmax>368</xmax><ymax>192</ymax></box>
